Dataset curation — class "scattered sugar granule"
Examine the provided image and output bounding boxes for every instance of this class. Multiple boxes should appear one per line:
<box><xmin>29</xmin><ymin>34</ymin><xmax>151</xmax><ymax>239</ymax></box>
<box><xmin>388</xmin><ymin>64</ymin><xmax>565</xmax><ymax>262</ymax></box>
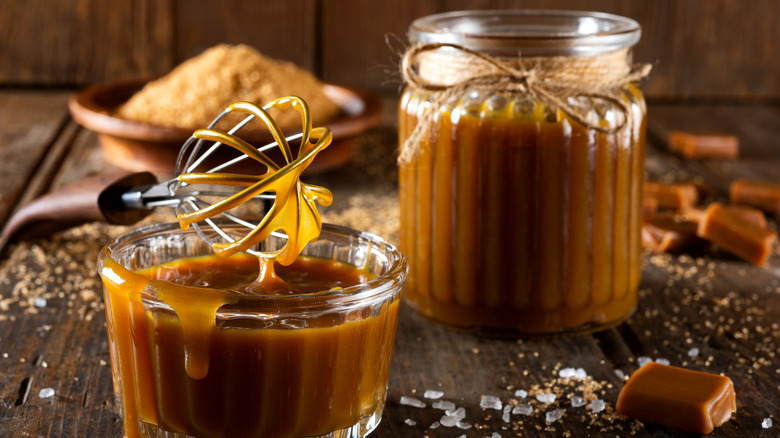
<box><xmin>34</xmin><ymin>298</ymin><xmax>47</xmax><ymax>308</ymax></box>
<box><xmin>400</xmin><ymin>395</ymin><xmax>426</xmax><ymax>408</ymax></box>
<box><xmin>655</xmin><ymin>358</ymin><xmax>671</xmax><ymax>366</ymax></box>
<box><xmin>513</xmin><ymin>404</ymin><xmax>533</xmax><ymax>416</ymax></box>
<box><xmin>588</xmin><ymin>399</ymin><xmax>606</xmax><ymax>413</ymax></box>
<box><xmin>432</xmin><ymin>400</ymin><xmax>456</xmax><ymax>411</ymax></box>
<box><xmin>424</xmin><ymin>390</ymin><xmax>444</xmax><ymax>399</ymax></box>
<box><xmin>570</xmin><ymin>396</ymin><xmax>586</xmax><ymax>407</ymax></box>
<box><xmin>545</xmin><ymin>409</ymin><xmax>565</xmax><ymax>423</ymax></box>
<box><xmin>404</xmin><ymin>419</ymin><xmax>417</xmax><ymax>426</ymax></box>
<box><xmin>637</xmin><ymin>356</ymin><xmax>654</xmax><ymax>368</ymax></box>
<box><xmin>480</xmin><ymin>395</ymin><xmax>502</xmax><ymax>410</ymax></box>
<box><xmin>688</xmin><ymin>347</ymin><xmax>700</xmax><ymax>358</ymax></box>
<box><xmin>514</xmin><ymin>389</ymin><xmax>528</xmax><ymax>399</ymax></box>
<box><xmin>39</xmin><ymin>388</ymin><xmax>55</xmax><ymax>398</ymax></box>
<box><xmin>762</xmin><ymin>417</ymin><xmax>773</xmax><ymax>429</ymax></box>
<box><xmin>536</xmin><ymin>393</ymin><xmax>556</xmax><ymax>404</ymax></box>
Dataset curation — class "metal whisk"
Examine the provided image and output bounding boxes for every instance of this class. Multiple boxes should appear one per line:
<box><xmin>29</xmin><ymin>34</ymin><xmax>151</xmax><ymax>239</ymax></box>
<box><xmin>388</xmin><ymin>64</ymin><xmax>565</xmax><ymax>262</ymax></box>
<box><xmin>1</xmin><ymin>97</ymin><xmax>333</xmax><ymax>263</ymax></box>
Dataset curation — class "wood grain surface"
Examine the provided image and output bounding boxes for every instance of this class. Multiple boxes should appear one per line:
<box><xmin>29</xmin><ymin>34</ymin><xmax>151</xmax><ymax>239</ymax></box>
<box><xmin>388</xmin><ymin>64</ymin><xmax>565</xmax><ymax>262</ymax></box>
<box><xmin>2</xmin><ymin>0</ymin><xmax>780</xmax><ymax>101</ymax></box>
<box><xmin>0</xmin><ymin>91</ymin><xmax>778</xmax><ymax>437</ymax></box>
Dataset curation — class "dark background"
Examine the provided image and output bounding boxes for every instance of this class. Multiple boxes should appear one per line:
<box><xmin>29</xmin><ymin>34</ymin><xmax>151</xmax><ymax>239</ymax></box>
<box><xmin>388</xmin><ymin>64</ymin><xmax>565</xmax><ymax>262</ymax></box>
<box><xmin>2</xmin><ymin>0</ymin><xmax>779</xmax><ymax>102</ymax></box>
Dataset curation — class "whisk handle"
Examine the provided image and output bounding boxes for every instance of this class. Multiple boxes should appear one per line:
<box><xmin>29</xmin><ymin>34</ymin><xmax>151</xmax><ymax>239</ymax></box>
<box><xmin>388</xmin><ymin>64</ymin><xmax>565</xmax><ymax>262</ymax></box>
<box><xmin>1</xmin><ymin>171</ymin><xmax>158</xmax><ymax>242</ymax></box>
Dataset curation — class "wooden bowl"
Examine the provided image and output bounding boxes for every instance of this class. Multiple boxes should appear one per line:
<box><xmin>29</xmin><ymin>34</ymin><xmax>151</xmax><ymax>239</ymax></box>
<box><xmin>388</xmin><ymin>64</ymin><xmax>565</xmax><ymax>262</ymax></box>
<box><xmin>69</xmin><ymin>79</ymin><xmax>383</xmax><ymax>175</ymax></box>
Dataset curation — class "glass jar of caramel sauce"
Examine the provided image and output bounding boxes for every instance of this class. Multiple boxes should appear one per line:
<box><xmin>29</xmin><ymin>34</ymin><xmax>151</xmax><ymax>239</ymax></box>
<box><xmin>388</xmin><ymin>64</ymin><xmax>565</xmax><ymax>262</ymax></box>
<box><xmin>398</xmin><ymin>10</ymin><xmax>649</xmax><ymax>334</ymax></box>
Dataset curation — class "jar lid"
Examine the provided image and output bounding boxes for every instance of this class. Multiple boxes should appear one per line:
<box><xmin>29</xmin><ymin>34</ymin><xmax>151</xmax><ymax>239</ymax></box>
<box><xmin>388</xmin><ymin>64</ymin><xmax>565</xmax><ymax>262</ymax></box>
<box><xmin>409</xmin><ymin>10</ymin><xmax>641</xmax><ymax>56</ymax></box>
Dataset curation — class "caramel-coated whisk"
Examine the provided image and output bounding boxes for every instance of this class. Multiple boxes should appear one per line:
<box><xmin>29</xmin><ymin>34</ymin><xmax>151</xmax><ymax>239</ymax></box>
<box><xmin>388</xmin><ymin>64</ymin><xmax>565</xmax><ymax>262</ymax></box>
<box><xmin>2</xmin><ymin>97</ymin><xmax>333</xmax><ymax>263</ymax></box>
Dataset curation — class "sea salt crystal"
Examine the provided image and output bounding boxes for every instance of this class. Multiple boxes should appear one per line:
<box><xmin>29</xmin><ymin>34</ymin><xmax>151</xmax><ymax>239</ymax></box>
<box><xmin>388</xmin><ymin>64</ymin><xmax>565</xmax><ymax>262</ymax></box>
<box><xmin>512</xmin><ymin>404</ymin><xmax>533</xmax><ymax>416</ymax></box>
<box><xmin>570</xmin><ymin>396</ymin><xmax>586</xmax><ymax>407</ymax></box>
<box><xmin>440</xmin><ymin>415</ymin><xmax>460</xmax><ymax>427</ymax></box>
<box><xmin>480</xmin><ymin>395</ymin><xmax>502</xmax><ymax>410</ymax></box>
<box><xmin>446</xmin><ymin>407</ymin><xmax>466</xmax><ymax>418</ymax></box>
<box><xmin>39</xmin><ymin>387</ymin><xmax>55</xmax><ymax>398</ymax></box>
<box><xmin>486</xmin><ymin>433</ymin><xmax>501</xmax><ymax>438</ymax></box>
<box><xmin>614</xmin><ymin>369</ymin><xmax>626</xmax><ymax>379</ymax></box>
<box><xmin>559</xmin><ymin>367</ymin><xmax>587</xmax><ymax>380</ymax></box>
<box><xmin>637</xmin><ymin>356</ymin><xmax>653</xmax><ymax>368</ymax></box>
<box><xmin>688</xmin><ymin>347</ymin><xmax>700</xmax><ymax>357</ymax></box>
<box><xmin>424</xmin><ymin>390</ymin><xmax>444</xmax><ymax>399</ymax></box>
<box><xmin>762</xmin><ymin>417</ymin><xmax>772</xmax><ymax>429</ymax></box>
<box><xmin>514</xmin><ymin>389</ymin><xmax>528</xmax><ymax>399</ymax></box>
<box><xmin>429</xmin><ymin>421</ymin><xmax>440</xmax><ymax>429</ymax></box>
<box><xmin>655</xmin><ymin>357</ymin><xmax>671</xmax><ymax>366</ymax></box>
<box><xmin>559</xmin><ymin>367</ymin><xmax>576</xmax><ymax>378</ymax></box>
<box><xmin>545</xmin><ymin>409</ymin><xmax>565</xmax><ymax>423</ymax></box>
<box><xmin>588</xmin><ymin>399</ymin><xmax>606</xmax><ymax>413</ymax></box>
<box><xmin>502</xmin><ymin>405</ymin><xmax>512</xmax><ymax>422</ymax></box>
<box><xmin>536</xmin><ymin>393</ymin><xmax>556</xmax><ymax>404</ymax></box>
<box><xmin>400</xmin><ymin>396</ymin><xmax>426</xmax><ymax>408</ymax></box>
<box><xmin>34</xmin><ymin>298</ymin><xmax>47</xmax><ymax>308</ymax></box>
<box><xmin>432</xmin><ymin>400</ymin><xmax>456</xmax><ymax>411</ymax></box>
<box><xmin>404</xmin><ymin>419</ymin><xmax>417</xmax><ymax>426</ymax></box>
<box><xmin>456</xmin><ymin>421</ymin><xmax>472</xmax><ymax>430</ymax></box>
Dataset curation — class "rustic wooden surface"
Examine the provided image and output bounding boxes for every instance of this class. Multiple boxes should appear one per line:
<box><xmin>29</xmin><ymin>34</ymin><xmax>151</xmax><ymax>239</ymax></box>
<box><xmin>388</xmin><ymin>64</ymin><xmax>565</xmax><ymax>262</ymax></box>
<box><xmin>0</xmin><ymin>91</ymin><xmax>778</xmax><ymax>437</ymax></box>
<box><xmin>2</xmin><ymin>0</ymin><xmax>780</xmax><ymax>101</ymax></box>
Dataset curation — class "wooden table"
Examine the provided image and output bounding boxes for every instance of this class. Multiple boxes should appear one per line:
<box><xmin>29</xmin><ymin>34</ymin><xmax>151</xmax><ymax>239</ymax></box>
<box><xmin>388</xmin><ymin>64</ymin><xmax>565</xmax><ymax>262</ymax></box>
<box><xmin>0</xmin><ymin>90</ymin><xmax>777</xmax><ymax>437</ymax></box>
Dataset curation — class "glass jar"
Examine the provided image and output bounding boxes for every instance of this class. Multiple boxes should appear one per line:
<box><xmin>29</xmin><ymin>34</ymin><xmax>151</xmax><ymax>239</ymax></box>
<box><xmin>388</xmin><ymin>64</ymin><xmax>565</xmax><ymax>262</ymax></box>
<box><xmin>398</xmin><ymin>10</ymin><xmax>647</xmax><ymax>334</ymax></box>
<box><xmin>98</xmin><ymin>221</ymin><xmax>406</xmax><ymax>438</ymax></box>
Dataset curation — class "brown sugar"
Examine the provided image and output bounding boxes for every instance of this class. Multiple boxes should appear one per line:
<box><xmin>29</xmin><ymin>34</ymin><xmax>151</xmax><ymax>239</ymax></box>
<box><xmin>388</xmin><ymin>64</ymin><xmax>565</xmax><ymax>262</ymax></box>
<box><xmin>116</xmin><ymin>44</ymin><xmax>341</xmax><ymax>131</ymax></box>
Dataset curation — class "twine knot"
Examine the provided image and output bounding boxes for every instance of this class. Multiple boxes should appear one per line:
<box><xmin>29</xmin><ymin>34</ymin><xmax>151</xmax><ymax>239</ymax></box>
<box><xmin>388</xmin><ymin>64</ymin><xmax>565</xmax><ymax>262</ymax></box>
<box><xmin>399</xmin><ymin>42</ymin><xmax>651</xmax><ymax>163</ymax></box>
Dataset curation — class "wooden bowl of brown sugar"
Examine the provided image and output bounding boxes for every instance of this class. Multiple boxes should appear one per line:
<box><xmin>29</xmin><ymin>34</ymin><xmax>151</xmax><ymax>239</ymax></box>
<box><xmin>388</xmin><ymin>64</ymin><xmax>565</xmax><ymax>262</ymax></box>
<box><xmin>69</xmin><ymin>78</ymin><xmax>383</xmax><ymax>175</ymax></box>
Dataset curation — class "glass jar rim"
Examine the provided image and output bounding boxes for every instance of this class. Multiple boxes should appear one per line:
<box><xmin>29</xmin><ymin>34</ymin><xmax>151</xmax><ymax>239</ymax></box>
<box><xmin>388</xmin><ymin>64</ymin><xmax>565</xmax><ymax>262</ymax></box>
<box><xmin>409</xmin><ymin>9</ymin><xmax>641</xmax><ymax>56</ymax></box>
<box><xmin>98</xmin><ymin>221</ymin><xmax>407</xmax><ymax>311</ymax></box>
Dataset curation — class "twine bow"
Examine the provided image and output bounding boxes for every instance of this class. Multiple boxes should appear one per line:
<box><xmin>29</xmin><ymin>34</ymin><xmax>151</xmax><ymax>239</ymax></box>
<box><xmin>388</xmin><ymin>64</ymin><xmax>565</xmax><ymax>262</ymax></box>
<box><xmin>399</xmin><ymin>42</ymin><xmax>652</xmax><ymax>163</ymax></box>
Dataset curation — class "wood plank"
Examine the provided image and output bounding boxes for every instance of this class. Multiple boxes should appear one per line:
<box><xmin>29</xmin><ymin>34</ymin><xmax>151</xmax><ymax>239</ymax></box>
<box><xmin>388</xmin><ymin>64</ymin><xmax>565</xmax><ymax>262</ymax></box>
<box><xmin>319</xmin><ymin>0</ymin><xmax>439</xmax><ymax>93</ymax></box>
<box><xmin>0</xmin><ymin>0</ymin><xmax>174</xmax><ymax>85</ymax></box>
<box><xmin>174</xmin><ymin>0</ymin><xmax>317</xmax><ymax>72</ymax></box>
<box><xmin>0</xmin><ymin>91</ymin><xmax>71</xmax><ymax>227</ymax></box>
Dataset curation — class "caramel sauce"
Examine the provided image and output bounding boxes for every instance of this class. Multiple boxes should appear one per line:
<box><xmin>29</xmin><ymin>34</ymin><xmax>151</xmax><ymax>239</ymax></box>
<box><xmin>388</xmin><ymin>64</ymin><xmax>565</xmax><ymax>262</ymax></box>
<box><xmin>100</xmin><ymin>253</ymin><xmax>399</xmax><ymax>438</ymax></box>
<box><xmin>399</xmin><ymin>88</ymin><xmax>646</xmax><ymax>333</ymax></box>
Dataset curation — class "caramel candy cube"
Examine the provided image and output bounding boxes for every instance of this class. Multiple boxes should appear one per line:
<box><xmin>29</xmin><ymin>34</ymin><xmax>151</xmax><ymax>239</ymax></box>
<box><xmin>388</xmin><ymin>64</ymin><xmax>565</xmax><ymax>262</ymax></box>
<box><xmin>616</xmin><ymin>362</ymin><xmax>736</xmax><ymax>434</ymax></box>
<box><xmin>643</xmin><ymin>196</ymin><xmax>658</xmax><ymax>217</ymax></box>
<box><xmin>644</xmin><ymin>182</ymin><xmax>699</xmax><ymax>211</ymax></box>
<box><xmin>668</xmin><ymin>130</ymin><xmax>739</xmax><ymax>159</ymax></box>
<box><xmin>642</xmin><ymin>213</ymin><xmax>705</xmax><ymax>253</ymax></box>
<box><xmin>696</xmin><ymin>202</ymin><xmax>777</xmax><ymax>265</ymax></box>
<box><xmin>684</xmin><ymin>205</ymin><xmax>767</xmax><ymax>229</ymax></box>
<box><xmin>730</xmin><ymin>178</ymin><xmax>780</xmax><ymax>216</ymax></box>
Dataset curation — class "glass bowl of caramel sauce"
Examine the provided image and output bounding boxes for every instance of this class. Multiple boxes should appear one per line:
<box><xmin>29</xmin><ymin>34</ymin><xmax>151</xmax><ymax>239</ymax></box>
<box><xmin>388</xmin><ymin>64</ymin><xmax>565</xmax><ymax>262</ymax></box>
<box><xmin>98</xmin><ymin>221</ymin><xmax>406</xmax><ymax>438</ymax></box>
